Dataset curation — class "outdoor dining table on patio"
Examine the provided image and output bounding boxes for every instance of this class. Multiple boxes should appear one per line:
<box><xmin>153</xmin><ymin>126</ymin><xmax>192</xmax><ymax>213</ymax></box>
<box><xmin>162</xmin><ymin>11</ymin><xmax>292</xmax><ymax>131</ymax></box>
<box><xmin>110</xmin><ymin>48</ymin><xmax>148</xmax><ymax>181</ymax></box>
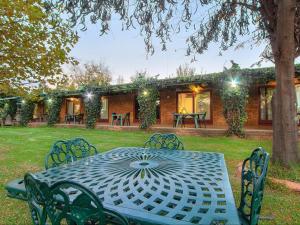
<box><xmin>30</xmin><ymin>147</ymin><xmax>240</xmax><ymax>225</ymax></box>
<box><xmin>173</xmin><ymin>113</ymin><xmax>206</xmax><ymax>128</ymax></box>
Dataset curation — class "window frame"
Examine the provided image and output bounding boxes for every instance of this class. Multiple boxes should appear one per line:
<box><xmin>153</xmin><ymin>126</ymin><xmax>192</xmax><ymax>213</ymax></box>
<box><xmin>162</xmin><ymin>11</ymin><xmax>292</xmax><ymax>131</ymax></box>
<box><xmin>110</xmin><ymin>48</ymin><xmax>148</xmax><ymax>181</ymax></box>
<box><xmin>65</xmin><ymin>97</ymin><xmax>82</xmax><ymax>116</ymax></box>
<box><xmin>258</xmin><ymin>86</ymin><xmax>274</xmax><ymax>125</ymax></box>
<box><xmin>176</xmin><ymin>90</ymin><xmax>213</xmax><ymax>123</ymax></box>
<box><xmin>100</xmin><ymin>96</ymin><xmax>109</xmax><ymax>122</ymax></box>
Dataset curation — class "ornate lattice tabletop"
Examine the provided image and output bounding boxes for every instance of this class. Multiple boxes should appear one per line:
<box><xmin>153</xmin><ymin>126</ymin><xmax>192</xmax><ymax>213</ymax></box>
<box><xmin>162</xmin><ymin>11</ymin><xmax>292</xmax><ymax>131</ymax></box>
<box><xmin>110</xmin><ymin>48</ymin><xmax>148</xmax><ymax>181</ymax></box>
<box><xmin>34</xmin><ymin>147</ymin><xmax>240</xmax><ymax>225</ymax></box>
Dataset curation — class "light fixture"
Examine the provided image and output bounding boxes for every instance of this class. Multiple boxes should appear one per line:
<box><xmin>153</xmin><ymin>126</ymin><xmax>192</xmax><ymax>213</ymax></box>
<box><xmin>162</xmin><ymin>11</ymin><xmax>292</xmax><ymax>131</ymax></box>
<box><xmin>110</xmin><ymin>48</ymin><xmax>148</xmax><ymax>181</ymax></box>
<box><xmin>86</xmin><ymin>92</ymin><xmax>93</xmax><ymax>99</ymax></box>
<box><xmin>143</xmin><ymin>90</ymin><xmax>148</xmax><ymax>96</ymax></box>
<box><xmin>48</xmin><ymin>98</ymin><xmax>53</xmax><ymax>103</ymax></box>
<box><xmin>230</xmin><ymin>79</ymin><xmax>238</xmax><ymax>88</ymax></box>
<box><xmin>21</xmin><ymin>100</ymin><xmax>26</xmax><ymax>104</ymax></box>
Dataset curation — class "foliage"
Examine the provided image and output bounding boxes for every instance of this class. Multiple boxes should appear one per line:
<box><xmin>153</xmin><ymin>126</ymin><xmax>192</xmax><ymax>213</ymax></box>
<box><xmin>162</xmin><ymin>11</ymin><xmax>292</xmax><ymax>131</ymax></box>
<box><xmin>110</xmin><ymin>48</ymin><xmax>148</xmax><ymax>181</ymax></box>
<box><xmin>0</xmin><ymin>0</ymin><xmax>78</xmax><ymax>96</ymax></box>
<box><xmin>176</xmin><ymin>64</ymin><xmax>196</xmax><ymax>77</ymax></box>
<box><xmin>64</xmin><ymin>61</ymin><xmax>112</xmax><ymax>90</ymax></box>
<box><xmin>132</xmin><ymin>72</ymin><xmax>159</xmax><ymax>129</ymax></box>
<box><xmin>47</xmin><ymin>93</ymin><xmax>64</xmax><ymax>126</ymax></box>
<box><xmin>84</xmin><ymin>88</ymin><xmax>102</xmax><ymax>129</ymax></box>
<box><xmin>218</xmin><ymin>63</ymin><xmax>249</xmax><ymax>137</ymax></box>
<box><xmin>20</xmin><ymin>100</ymin><xmax>35</xmax><ymax>126</ymax></box>
<box><xmin>0</xmin><ymin>99</ymin><xmax>18</xmax><ymax>120</ymax></box>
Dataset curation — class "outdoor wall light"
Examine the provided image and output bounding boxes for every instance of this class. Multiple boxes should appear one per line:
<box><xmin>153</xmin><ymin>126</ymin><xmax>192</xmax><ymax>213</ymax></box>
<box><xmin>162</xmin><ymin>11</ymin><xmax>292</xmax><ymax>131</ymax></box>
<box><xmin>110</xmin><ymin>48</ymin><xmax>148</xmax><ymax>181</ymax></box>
<box><xmin>230</xmin><ymin>79</ymin><xmax>238</xmax><ymax>88</ymax></box>
<box><xmin>21</xmin><ymin>100</ymin><xmax>26</xmax><ymax>104</ymax></box>
<box><xmin>86</xmin><ymin>92</ymin><xmax>93</xmax><ymax>99</ymax></box>
<box><xmin>48</xmin><ymin>98</ymin><xmax>53</xmax><ymax>103</ymax></box>
<box><xmin>143</xmin><ymin>90</ymin><xmax>148</xmax><ymax>96</ymax></box>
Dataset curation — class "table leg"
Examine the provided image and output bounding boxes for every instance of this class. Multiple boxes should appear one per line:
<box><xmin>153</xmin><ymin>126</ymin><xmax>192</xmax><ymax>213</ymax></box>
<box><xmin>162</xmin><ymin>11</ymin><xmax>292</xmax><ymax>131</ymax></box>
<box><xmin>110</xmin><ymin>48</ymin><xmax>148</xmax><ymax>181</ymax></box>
<box><xmin>194</xmin><ymin>115</ymin><xmax>199</xmax><ymax>128</ymax></box>
<box><xmin>176</xmin><ymin>116</ymin><xmax>180</xmax><ymax>128</ymax></box>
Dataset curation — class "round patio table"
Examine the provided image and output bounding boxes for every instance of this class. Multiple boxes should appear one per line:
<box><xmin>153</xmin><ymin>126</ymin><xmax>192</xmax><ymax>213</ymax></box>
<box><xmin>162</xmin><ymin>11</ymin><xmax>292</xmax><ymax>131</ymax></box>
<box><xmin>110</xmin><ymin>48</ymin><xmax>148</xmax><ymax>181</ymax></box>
<box><xmin>35</xmin><ymin>147</ymin><xmax>240</xmax><ymax>225</ymax></box>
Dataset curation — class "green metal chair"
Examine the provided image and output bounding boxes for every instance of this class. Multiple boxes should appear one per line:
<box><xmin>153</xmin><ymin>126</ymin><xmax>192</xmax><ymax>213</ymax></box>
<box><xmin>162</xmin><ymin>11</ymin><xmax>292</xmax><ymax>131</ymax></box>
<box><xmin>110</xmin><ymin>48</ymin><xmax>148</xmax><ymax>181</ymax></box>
<box><xmin>144</xmin><ymin>133</ymin><xmax>184</xmax><ymax>150</ymax></box>
<box><xmin>45</xmin><ymin>181</ymin><xmax>129</xmax><ymax>225</ymax></box>
<box><xmin>6</xmin><ymin>138</ymin><xmax>98</xmax><ymax>201</ymax></box>
<box><xmin>238</xmin><ymin>147</ymin><xmax>270</xmax><ymax>225</ymax></box>
<box><xmin>45</xmin><ymin>140</ymin><xmax>74</xmax><ymax>170</ymax></box>
<box><xmin>68</xmin><ymin>137</ymin><xmax>98</xmax><ymax>161</ymax></box>
<box><xmin>24</xmin><ymin>173</ymin><xmax>49</xmax><ymax>225</ymax></box>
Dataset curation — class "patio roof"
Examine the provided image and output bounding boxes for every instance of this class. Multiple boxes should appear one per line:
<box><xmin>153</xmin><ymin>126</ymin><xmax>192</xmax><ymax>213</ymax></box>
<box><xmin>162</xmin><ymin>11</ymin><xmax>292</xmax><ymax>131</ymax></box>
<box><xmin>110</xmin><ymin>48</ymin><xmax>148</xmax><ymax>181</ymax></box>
<box><xmin>59</xmin><ymin>64</ymin><xmax>300</xmax><ymax>96</ymax></box>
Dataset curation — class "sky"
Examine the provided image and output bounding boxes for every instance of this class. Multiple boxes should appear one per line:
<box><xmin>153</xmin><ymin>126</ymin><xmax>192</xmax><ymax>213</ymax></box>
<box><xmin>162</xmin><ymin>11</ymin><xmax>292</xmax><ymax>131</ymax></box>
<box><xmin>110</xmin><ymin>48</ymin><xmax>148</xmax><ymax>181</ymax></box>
<box><xmin>69</xmin><ymin>19</ymin><xmax>276</xmax><ymax>84</ymax></box>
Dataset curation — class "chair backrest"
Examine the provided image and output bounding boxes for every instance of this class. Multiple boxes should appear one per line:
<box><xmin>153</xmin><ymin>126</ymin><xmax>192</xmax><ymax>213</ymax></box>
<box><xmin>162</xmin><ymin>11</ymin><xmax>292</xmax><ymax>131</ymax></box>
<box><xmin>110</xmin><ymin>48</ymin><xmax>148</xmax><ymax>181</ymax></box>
<box><xmin>45</xmin><ymin>138</ymin><xmax>98</xmax><ymax>169</ymax></box>
<box><xmin>238</xmin><ymin>147</ymin><xmax>270</xmax><ymax>225</ymax></box>
<box><xmin>68</xmin><ymin>137</ymin><xmax>98</xmax><ymax>160</ymax></box>
<box><xmin>201</xmin><ymin>112</ymin><xmax>206</xmax><ymax>120</ymax></box>
<box><xmin>46</xmin><ymin>181</ymin><xmax>129</xmax><ymax>225</ymax></box>
<box><xmin>45</xmin><ymin>140</ymin><xmax>73</xmax><ymax>169</ymax></box>
<box><xmin>24</xmin><ymin>173</ymin><xmax>49</xmax><ymax>225</ymax></box>
<box><xmin>144</xmin><ymin>133</ymin><xmax>184</xmax><ymax>150</ymax></box>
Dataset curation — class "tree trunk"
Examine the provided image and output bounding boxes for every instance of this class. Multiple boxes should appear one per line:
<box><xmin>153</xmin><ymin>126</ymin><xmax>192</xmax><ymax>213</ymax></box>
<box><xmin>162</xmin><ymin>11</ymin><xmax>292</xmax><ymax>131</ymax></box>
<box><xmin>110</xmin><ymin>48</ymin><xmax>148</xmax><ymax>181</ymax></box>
<box><xmin>272</xmin><ymin>0</ymin><xmax>300</xmax><ymax>166</ymax></box>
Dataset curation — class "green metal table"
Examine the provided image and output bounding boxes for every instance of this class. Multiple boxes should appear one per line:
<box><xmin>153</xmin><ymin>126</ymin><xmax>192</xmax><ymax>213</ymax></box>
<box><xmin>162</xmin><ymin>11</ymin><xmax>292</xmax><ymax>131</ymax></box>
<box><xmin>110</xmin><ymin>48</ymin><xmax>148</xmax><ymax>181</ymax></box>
<box><xmin>33</xmin><ymin>147</ymin><xmax>240</xmax><ymax>225</ymax></box>
<box><xmin>174</xmin><ymin>113</ymin><xmax>205</xmax><ymax>128</ymax></box>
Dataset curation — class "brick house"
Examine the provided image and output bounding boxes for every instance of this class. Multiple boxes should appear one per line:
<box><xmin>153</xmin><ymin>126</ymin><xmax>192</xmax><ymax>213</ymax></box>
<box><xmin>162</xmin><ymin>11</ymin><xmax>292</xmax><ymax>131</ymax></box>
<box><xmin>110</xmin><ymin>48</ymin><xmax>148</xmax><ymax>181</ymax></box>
<box><xmin>32</xmin><ymin>65</ymin><xmax>300</xmax><ymax>129</ymax></box>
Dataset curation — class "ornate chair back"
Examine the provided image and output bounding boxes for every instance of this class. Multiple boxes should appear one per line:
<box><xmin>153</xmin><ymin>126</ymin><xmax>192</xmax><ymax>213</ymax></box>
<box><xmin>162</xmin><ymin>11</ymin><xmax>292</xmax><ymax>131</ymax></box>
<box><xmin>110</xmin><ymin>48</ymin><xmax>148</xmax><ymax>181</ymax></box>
<box><xmin>45</xmin><ymin>181</ymin><xmax>129</xmax><ymax>225</ymax></box>
<box><xmin>69</xmin><ymin>137</ymin><xmax>98</xmax><ymax>160</ymax></box>
<box><xmin>144</xmin><ymin>133</ymin><xmax>184</xmax><ymax>150</ymax></box>
<box><xmin>24</xmin><ymin>173</ymin><xmax>49</xmax><ymax>225</ymax></box>
<box><xmin>238</xmin><ymin>147</ymin><xmax>270</xmax><ymax>225</ymax></box>
<box><xmin>45</xmin><ymin>140</ymin><xmax>73</xmax><ymax>170</ymax></box>
<box><xmin>45</xmin><ymin>138</ymin><xmax>98</xmax><ymax>169</ymax></box>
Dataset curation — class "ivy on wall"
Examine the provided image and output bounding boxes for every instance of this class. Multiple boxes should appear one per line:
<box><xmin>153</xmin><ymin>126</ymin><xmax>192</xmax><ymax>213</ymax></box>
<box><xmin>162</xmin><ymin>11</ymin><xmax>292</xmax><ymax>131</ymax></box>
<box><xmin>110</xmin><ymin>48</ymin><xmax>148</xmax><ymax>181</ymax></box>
<box><xmin>218</xmin><ymin>63</ymin><xmax>249</xmax><ymax>137</ymax></box>
<box><xmin>47</xmin><ymin>92</ymin><xmax>64</xmax><ymax>126</ymax></box>
<box><xmin>0</xmin><ymin>99</ymin><xmax>18</xmax><ymax>121</ymax></box>
<box><xmin>20</xmin><ymin>100</ymin><xmax>35</xmax><ymax>126</ymax></box>
<box><xmin>84</xmin><ymin>88</ymin><xmax>101</xmax><ymax>129</ymax></box>
<box><xmin>133</xmin><ymin>74</ymin><xmax>159</xmax><ymax>129</ymax></box>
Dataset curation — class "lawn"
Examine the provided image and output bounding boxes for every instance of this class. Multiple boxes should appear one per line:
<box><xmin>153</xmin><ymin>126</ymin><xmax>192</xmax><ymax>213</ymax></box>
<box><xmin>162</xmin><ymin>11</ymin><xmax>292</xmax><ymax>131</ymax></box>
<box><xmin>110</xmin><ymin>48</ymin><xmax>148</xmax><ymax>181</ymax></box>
<box><xmin>0</xmin><ymin>127</ymin><xmax>299</xmax><ymax>225</ymax></box>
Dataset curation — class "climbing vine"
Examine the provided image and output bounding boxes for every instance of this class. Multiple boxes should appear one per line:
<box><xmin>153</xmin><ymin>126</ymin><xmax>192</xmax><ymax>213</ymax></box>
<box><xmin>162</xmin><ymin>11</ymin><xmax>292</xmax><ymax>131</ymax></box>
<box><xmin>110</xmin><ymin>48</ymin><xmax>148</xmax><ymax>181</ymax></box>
<box><xmin>219</xmin><ymin>63</ymin><xmax>250</xmax><ymax>137</ymax></box>
<box><xmin>133</xmin><ymin>73</ymin><xmax>159</xmax><ymax>129</ymax></box>
<box><xmin>0</xmin><ymin>99</ymin><xmax>17</xmax><ymax>121</ymax></box>
<box><xmin>20</xmin><ymin>100</ymin><xmax>35</xmax><ymax>126</ymax></box>
<box><xmin>84</xmin><ymin>88</ymin><xmax>102</xmax><ymax>129</ymax></box>
<box><xmin>47</xmin><ymin>92</ymin><xmax>64</xmax><ymax>126</ymax></box>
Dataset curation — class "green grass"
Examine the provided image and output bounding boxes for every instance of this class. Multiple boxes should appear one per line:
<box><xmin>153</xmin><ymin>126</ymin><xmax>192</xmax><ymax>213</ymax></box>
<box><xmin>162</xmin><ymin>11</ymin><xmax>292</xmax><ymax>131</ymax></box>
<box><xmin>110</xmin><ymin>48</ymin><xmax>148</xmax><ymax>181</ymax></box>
<box><xmin>0</xmin><ymin>127</ymin><xmax>299</xmax><ymax>225</ymax></box>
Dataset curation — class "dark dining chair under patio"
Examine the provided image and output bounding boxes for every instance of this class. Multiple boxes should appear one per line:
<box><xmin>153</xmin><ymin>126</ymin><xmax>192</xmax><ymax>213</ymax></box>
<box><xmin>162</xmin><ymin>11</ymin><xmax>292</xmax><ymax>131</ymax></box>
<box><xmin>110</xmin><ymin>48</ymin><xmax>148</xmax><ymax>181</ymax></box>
<box><xmin>144</xmin><ymin>133</ymin><xmax>184</xmax><ymax>150</ymax></box>
<box><xmin>238</xmin><ymin>147</ymin><xmax>270</xmax><ymax>225</ymax></box>
<box><xmin>24</xmin><ymin>174</ymin><xmax>129</xmax><ymax>225</ymax></box>
<box><xmin>6</xmin><ymin>138</ymin><xmax>98</xmax><ymax>202</ymax></box>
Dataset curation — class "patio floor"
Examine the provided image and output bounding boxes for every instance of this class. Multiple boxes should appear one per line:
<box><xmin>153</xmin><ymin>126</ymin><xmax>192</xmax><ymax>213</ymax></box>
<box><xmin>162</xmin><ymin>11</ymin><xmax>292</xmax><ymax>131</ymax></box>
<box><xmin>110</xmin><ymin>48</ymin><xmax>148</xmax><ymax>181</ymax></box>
<box><xmin>27</xmin><ymin>122</ymin><xmax>282</xmax><ymax>139</ymax></box>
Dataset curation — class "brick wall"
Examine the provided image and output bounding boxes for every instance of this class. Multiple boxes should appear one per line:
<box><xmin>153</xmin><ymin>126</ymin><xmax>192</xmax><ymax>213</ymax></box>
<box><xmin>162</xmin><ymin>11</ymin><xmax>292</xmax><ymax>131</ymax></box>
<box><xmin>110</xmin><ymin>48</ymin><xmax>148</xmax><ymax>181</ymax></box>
<box><xmin>160</xmin><ymin>89</ymin><xmax>177</xmax><ymax>125</ymax></box>
<box><xmin>108</xmin><ymin>93</ymin><xmax>135</xmax><ymax>124</ymax></box>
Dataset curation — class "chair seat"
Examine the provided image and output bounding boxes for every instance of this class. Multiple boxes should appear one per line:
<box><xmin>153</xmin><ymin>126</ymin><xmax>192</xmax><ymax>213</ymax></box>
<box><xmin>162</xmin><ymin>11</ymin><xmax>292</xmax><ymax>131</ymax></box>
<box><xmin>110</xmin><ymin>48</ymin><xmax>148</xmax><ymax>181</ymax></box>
<box><xmin>5</xmin><ymin>178</ymin><xmax>27</xmax><ymax>201</ymax></box>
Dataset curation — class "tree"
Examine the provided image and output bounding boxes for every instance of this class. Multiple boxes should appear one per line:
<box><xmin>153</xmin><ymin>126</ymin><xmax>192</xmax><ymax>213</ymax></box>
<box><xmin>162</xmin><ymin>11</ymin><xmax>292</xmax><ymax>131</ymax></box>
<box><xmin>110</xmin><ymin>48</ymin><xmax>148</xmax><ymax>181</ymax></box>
<box><xmin>66</xmin><ymin>61</ymin><xmax>112</xmax><ymax>89</ymax></box>
<box><xmin>60</xmin><ymin>0</ymin><xmax>300</xmax><ymax>166</ymax></box>
<box><xmin>0</xmin><ymin>0</ymin><xmax>78</xmax><ymax>96</ymax></box>
<box><xmin>176</xmin><ymin>64</ymin><xmax>196</xmax><ymax>77</ymax></box>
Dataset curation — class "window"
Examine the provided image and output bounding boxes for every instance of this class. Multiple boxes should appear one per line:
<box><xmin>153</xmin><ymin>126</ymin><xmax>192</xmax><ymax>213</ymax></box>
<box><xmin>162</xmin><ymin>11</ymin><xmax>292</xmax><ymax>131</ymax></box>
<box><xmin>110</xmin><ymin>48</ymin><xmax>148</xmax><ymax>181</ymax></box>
<box><xmin>177</xmin><ymin>92</ymin><xmax>211</xmax><ymax>120</ymax></box>
<box><xmin>260</xmin><ymin>87</ymin><xmax>273</xmax><ymax>121</ymax></box>
<box><xmin>66</xmin><ymin>98</ymin><xmax>81</xmax><ymax>115</ymax></box>
<box><xmin>100</xmin><ymin>97</ymin><xmax>108</xmax><ymax>120</ymax></box>
<box><xmin>178</xmin><ymin>93</ymin><xmax>193</xmax><ymax>114</ymax></box>
<box><xmin>194</xmin><ymin>92</ymin><xmax>211</xmax><ymax>120</ymax></box>
<box><xmin>296</xmin><ymin>85</ymin><xmax>300</xmax><ymax>113</ymax></box>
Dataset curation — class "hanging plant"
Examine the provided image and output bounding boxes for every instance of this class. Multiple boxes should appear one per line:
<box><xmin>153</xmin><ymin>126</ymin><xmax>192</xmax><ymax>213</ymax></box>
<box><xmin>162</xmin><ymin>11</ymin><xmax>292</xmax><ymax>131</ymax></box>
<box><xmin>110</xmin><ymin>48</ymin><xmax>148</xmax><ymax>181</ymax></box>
<box><xmin>84</xmin><ymin>88</ymin><xmax>101</xmax><ymax>129</ymax></box>
<box><xmin>20</xmin><ymin>100</ymin><xmax>35</xmax><ymax>126</ymax></box>
<box><xmin>47</xmin><ymin>92</ymin><xmax>63</xmax><ymax>126</ymax></box>
<box><xmin>133</xmin><ymin>73</ymin><xmax>159</xmax><ymax>129</ymax></box>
